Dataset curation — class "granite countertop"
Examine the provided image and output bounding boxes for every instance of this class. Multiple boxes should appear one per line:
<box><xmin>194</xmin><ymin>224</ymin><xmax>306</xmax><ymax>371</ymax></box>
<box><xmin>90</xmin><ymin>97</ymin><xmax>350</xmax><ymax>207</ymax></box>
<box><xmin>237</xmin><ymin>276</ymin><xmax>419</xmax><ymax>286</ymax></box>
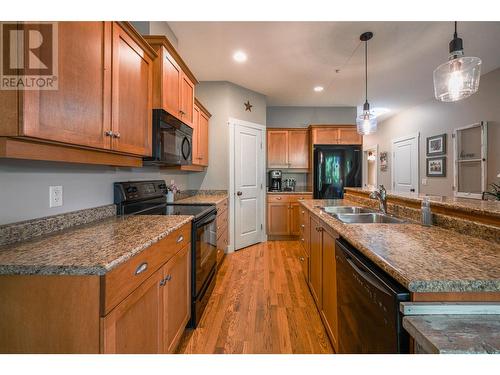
<box><xmin>403</xmin><ymin>315</ymin><xmax>500</xmax><ymax>353</ymax></box>
<box><xmin>175</xmin><ymin>192</ymin><xmax>228</xmax><ymax>205</ymax></box>
<box><xmin>345</xmin><ymin>187</ymin><xmax>500</xmax><ymax>219</ymax></box>
<box><xmin>300</xmin><ymin>199</ymin><xmax>500</xmax><ymax>293</ymax></box>
<box><xmin>0</xmin><ymin>215</ymin><xmax>193</xmax><ymax>276</ymax></box>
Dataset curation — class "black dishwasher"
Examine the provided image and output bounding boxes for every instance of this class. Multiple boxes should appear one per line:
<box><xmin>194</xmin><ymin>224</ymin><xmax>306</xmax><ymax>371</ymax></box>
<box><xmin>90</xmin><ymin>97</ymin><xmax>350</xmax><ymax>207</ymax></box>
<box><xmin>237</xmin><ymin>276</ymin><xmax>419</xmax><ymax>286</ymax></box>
<box><xmin>335</xmin><ymin>239</ymin><xmax>410</xmax><ymax>353</ymax></box>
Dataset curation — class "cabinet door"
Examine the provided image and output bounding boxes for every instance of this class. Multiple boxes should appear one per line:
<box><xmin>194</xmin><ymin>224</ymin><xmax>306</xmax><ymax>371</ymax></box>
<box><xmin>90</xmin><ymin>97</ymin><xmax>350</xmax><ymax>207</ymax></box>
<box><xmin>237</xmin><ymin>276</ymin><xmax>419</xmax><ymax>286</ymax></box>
<box><xmin>267</xmin><ymin>130</ymin><xmax>288</xmax><ymax>167</ymax></box>
<box><xmin>288</xmin><ymin>130</ymin><xmax>309</xmax><ymax>168</ymax></box>
<box><xmin>321</xmin><ymin>227</ymin><xmax>338</xmax><ymax>351</ymax></box>
<box><xmin>22</xmin><ymin>22</ymin><xmax>112</xmax><ymax>150</ymax></box>
<box><xmin>111</xmin><ymin>22</ymin><xmax>153</xmax><ymax>156</ymax></box>
<box><xmin>198</xmin><ymin>111</ymin><xmax>209</xmax><ymax>166</ymax></box>
<box><xmin>102</xmin><ymin>267</ymin><xmax>163</xmax><ymax>354</ymax></box>
<box><xmin>309</xmin><ymin>215</ymin><xmax>322</xmax><ymax>308</ymax></box>
<box><xmin>267</xmin><ymin>202</ymin><xmax>290</xmax><ymax>235</ymax></box>
<box><xmin>162</xmin><ymin>246</ymin><xmax>191</xmax><ymax>353</ymax></box>
<box><xmin>338</xmin><ymin>127</ymin><xmax>362</xmax><ymax>145</ymax></box>
<box><xmin>191</xmin><ymin>104</ymin><xmax>201</xmax><ymax>162</ymax></box>
<box><xmin>161</xmin><ymin>48</ymin><xmax>182</xmax><ymax>119</ymax></box>
<box><xmin>312</xmin><ymin>128</ymin><xmax>339</xmax><ymax>145</ymax></box>
<box><xmin>289</xmin><ymin>202</ymin><xmax>301</xmax><ymax>236</ymax></box>
<box><xmin>300</xmin><ymin>208</ymin><xmax>310</xmax><ymax>256</ymax></box>
<box><xmin>180</xmin><ymin>74</ymin><xmax>195</xmax><ymax>127</ymax></box>
<box><xmin>299</xmin><ymin>247</ymin><xmax>309</xmax><ymax>282</ymax></box>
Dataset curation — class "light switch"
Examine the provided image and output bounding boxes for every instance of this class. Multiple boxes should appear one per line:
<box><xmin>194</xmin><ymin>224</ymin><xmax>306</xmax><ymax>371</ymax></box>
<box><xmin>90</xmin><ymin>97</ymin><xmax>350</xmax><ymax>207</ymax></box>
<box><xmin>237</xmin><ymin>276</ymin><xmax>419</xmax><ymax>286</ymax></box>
<box><xmin>49</xmin><ymin>186</ymin><xmax>63</xmax><ymax>208</ymax></box>
<box><xmin>421</xmin><ymin>178</ymin><xmax>428</xmax><ymax>186</ymax></box>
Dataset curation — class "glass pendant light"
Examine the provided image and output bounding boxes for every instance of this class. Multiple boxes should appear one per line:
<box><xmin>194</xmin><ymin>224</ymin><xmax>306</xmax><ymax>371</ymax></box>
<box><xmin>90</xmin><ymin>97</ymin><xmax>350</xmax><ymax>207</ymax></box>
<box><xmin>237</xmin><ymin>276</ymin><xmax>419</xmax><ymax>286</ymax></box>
<box><xmin>433</xmin><ymin>22</ymin><xmax>482</xmax><ymax>102</ymax></box>
<box><xmin>356</xmin><ymin>32</ymin><xmax>377</xmax><ymax>135</ymax></box>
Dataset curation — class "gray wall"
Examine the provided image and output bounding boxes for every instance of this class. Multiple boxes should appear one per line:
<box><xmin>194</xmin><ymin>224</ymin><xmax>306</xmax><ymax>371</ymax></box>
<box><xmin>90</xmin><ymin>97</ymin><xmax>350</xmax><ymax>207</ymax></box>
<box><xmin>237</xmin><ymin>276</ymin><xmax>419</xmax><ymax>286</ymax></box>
<box><xmin>188</xmin><ymin>81</ymin><xmax>267</xmax><ymax>190</ymax></box>
<box><xmin>363</xmin><ymin>67</ymin><xmax>500</xmax><ymax>196</ymax></box>
<box><xmin>130</xmin><ymin>21</ymin><xmax>178</xmax><ymax>47</ymax></box>
<box><xmin>0</xmin><ymin>160</ymin><xmax>189</xmax><ymax>225</ymax></box>
<box><xmin>267</xmin><ymin>106</ymin><xmax>356</xmax><ymax>128</ymax></box>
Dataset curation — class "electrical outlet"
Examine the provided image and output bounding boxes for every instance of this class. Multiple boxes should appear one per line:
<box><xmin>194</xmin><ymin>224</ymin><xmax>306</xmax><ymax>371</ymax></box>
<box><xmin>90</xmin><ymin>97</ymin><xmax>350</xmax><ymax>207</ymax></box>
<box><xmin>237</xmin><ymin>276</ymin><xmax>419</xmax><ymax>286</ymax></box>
<box><xmin>421</xmin><ymin>178</ymin><xmax>428</xmax><ymax>186</ymax></box>
<box><xmin>49</xmin><ymin>186</ymin><xmax>63</xmax><ymax>208</ymax></box>
<box><xmin>170</xmin><ymin>179</ymin><xmax>175</xmax><ymax>185</ymax></box>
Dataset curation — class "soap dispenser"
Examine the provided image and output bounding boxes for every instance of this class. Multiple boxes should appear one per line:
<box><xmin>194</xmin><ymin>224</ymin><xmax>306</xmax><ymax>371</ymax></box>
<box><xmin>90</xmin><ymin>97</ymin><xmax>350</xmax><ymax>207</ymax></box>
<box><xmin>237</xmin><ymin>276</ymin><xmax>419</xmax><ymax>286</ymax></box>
<box><xmin>421</xmin><ymin>196</ymin><xmax>432</xmax><ymax>226</ymax></box>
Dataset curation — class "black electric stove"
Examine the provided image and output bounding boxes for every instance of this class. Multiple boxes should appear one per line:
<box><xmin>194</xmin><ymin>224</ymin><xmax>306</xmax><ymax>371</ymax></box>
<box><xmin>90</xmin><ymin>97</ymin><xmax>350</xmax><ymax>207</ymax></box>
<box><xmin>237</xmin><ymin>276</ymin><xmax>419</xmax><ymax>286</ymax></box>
<box><xmin>114</xmin><ymin>180</ymin><xmax>218</xmax><ymax>328</ymax></box>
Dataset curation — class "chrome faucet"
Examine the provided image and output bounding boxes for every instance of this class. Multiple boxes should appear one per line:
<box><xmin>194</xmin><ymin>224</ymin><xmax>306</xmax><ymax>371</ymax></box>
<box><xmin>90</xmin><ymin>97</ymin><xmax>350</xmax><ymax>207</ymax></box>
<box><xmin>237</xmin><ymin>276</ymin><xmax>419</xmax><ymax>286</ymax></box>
<box><xmin>369</xmin><ymin>185</ymin><xmax>388</xmax><ymax>214</ymax></box>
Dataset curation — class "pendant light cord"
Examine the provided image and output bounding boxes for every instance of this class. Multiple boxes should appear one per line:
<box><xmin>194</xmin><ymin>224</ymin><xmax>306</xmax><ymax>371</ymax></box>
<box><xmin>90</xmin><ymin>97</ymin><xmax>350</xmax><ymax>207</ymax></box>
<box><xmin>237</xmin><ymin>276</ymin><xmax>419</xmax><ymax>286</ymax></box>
<box><xmin>454</xmin><ymin>21</ymin><xmax>458</xmax><ymax>39</ymax></box>
<box><xmin>364</xmin><ymin>39</ymin><xmax>368</xmax><ymax>104</ymax></box>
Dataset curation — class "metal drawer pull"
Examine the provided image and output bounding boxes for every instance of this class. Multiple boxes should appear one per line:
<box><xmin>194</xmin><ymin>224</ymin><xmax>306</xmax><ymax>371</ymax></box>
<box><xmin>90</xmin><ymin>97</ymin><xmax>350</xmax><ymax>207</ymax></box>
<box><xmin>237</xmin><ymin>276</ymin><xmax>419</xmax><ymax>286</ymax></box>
<box><xmin>135</xmin><ymin>262</ymin><xmax>148</xmax><ymax>275</ymax></box>
<box><xmin>299</xmin><ymin>257</ymin><xmax>305</xmax><ymax>261</ymax></box>
<box><xmin>301</xmin><ymin>238</ymin><xmax>305</xmax><ymax>242</ymax></box>
<box><xmin>301</xmin><ymin>224</ymin><xmax>305</xmax><ymax>228</ymax></box>
<box><xmin>299</xmin><ymin>198</ymin><xmax>304</xmax><ymax>200</ymax></box>
<box><xmin>159</xmin><ymin>274</ymin><xmax>173</xmax><ymax>287</ymax></box>
<box><xmin>177</xmin><ymin>235</ymin><xmax>184</xmax><ymax>243</ymax></box>
<box><xmin>276</xmin><ymin>197</ymin><xmax>281</xmax><ymax>200</ymax></box>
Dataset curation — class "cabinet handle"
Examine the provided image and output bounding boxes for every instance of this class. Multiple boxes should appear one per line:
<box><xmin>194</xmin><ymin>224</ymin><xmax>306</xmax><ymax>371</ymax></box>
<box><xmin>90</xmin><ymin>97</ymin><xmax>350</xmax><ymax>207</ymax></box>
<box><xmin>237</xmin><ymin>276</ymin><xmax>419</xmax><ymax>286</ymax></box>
<box><xmin>301</xmin><ymin>224</ymin><xmax>305</xmax><ymax>228</ymax></box>
<box><xmin>105</xmin><ymin>130</ymin><xmax>114</xmax><ymax>137</ymax></box>
<box><xmin>113</xmin><ymin>132</ymin><xmax>121</xmax><ymax>139</ymax></box>
<box><xmin>301</xmin><ymin>210</ymin><xmax>305</xmax><ymax>214</ymax></box>
<box><xmin>298</xmin><ymin>198</ymin><xmax>304</xmax><ymax>200</ymax></box>
<box><xmin>276</xmin><ymin>197</ymin><xmax>281</xmax><ymax>200</ymax></box>
<box><xmin>301</xmin><ymin>238</ymin><xmax>305</xmax><ymax>242</ymax></box>
<box><xmin>135</xmin><ymin>262</ymin><xmax>148</xmax><ymax>275</ymax></box>
<box><xmin>299</xmin><ymin>257</ymin><xmax>305</xmax><ymax>262</ymax></box>
<box><xmin>177</xmin><ymin>235</ymin><xmax>184</xmax><ymax>243</ymax></box>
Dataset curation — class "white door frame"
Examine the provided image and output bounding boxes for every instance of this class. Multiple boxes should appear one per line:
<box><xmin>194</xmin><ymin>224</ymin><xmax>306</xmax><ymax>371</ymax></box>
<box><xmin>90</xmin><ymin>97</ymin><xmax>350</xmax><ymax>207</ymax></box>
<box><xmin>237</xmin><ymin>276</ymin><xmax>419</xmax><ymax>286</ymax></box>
<box><xmin>391</xmin><ymin>133</ymin><xmax>420</xmax><ymax>193</ymax></box>
<box><xmin>228</xmin><ymin>117</ymin><xmax>267</xmax><ymax>253</ymax></box>
<box><xmin>362</xmin><ymin>143</ymin><xmax>379</xmax><ymax>189</ymax></box>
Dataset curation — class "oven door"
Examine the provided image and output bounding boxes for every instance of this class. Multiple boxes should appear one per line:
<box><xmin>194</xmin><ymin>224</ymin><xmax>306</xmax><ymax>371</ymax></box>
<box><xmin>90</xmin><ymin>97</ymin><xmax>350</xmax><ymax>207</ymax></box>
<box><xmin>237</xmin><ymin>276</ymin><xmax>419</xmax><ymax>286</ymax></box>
<box><xmin>193</xmin><ymin>212</ymin><xmax>217</xmax><ymax>297</ymax></box>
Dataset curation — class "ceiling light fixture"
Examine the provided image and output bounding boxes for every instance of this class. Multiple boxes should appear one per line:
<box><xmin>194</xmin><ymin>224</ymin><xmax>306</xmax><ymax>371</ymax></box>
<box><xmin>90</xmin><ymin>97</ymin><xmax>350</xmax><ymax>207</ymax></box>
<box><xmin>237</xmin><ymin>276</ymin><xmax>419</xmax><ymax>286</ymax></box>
<box><xmin>433</xmin><ymin>22</ymin><xmax>481</xmax><ymax>102</ymax></box>
<box><xmin>314</xmin><ymin>86</ymin><xmax>324</xmax><ymax>92</ymax></box>
<box><xmin>356</xmin><ymin>32</ymin><xmax>377</xmax><ymax>136</ymax></box>
<box><xmin>233</xmin><ymin>50</ymin><xmax>247</xmax><ymax>63</ymax></box>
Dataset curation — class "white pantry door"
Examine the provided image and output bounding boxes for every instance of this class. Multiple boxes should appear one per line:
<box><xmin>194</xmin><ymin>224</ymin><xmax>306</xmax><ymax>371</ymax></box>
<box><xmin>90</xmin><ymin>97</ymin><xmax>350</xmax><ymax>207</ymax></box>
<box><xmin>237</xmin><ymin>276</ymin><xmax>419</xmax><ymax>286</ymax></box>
<box><xmin>234</xmin><ymin>123</ymin><xmax>264</xmax><ymax>250</ymax></box>
<box><xmin>391</xmin><ymin>134</ymin><xmax>419</xmax><ymax>193</ymax></box>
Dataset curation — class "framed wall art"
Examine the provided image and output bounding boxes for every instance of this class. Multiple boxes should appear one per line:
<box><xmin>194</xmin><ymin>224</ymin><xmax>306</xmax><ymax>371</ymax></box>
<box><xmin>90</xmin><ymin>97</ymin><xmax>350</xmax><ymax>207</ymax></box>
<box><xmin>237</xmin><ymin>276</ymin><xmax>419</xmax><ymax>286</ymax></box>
<box><xmin>426</xmin><ymin>157</ymin><xmax>446</xmax><ymax>177</ymax></box>
<box><xmin>426</xmin><ymin>133</ymin><xmax>446</xmax><ymax>156</ymax></box>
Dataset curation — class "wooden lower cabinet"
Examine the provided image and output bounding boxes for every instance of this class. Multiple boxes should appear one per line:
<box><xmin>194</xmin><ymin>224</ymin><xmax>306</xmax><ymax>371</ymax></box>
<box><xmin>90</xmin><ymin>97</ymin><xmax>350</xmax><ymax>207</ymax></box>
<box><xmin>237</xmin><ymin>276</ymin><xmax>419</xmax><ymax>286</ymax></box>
<box><xmin>320</xmin><ymin>226</ymin><xmax>338</xmax><ymax>351</ymax></box>
<box><xmin>267</xmin><ymin>194</ymin><xmax>313</xmax><ymax>238</ymax></box>
<box><xmin>309</xmin><ymin>215</ymin><xmax>322</xmax><ymax>308</ymax></box>
<box><xmin>267</xmin><ymin>202</ymin><xmax>290</xmax><ymax>235</ymax></box>
<box><xmin>216</xmin><ymin>198</ymin><xmax>229</xmax><ymax>267</ymax></box>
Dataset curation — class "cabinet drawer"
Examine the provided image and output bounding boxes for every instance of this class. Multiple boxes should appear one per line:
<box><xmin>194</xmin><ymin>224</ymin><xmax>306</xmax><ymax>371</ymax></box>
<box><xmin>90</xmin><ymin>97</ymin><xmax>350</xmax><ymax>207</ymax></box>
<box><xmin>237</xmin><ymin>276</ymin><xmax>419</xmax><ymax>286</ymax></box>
<box><xmin>216</xmin><ymin>198</ymin><xmax>228</xmax><ymax>214</ymax></box>
<box><xmin>103</xmin><ymin>222</ymin><xmax>191</xmax><ymax>315</ymax></box>
<box><xmin>216</xmin><ymin>209</ymin><xmax>228</xmax><ymax>235</ymax></box>
<box><xmin>289</xmin><ymin>194</ymin><xmax>313</xmax><ymax>203</ymax></box>
<box><xmin>267</xmin><ymin>194</ymin><xmax>292</xmax><ymax>203</ymax></box>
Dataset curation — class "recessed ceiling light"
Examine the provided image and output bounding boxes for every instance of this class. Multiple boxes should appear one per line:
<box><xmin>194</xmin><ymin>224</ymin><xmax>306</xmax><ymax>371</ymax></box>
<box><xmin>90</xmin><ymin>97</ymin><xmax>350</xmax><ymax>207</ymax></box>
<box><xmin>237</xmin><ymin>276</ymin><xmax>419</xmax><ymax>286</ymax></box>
<box><xmin>233</xmin><ymin>51</ymin><xmax>247</xmax><ymax>63</ymax></box>
<box><xmin>314</xmin><ymin>86</ymin><xmax>324</xmax><ymax>92</ymax></box>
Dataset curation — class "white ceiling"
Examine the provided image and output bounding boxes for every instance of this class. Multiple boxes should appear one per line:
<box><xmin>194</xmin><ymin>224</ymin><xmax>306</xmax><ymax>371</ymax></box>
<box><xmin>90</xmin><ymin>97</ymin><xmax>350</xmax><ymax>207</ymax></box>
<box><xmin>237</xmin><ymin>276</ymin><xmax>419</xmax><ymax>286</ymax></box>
<box><xmin>168</xmin><ymin>21</ymin><xmax>500</xmax><ymax>117</ymax></box>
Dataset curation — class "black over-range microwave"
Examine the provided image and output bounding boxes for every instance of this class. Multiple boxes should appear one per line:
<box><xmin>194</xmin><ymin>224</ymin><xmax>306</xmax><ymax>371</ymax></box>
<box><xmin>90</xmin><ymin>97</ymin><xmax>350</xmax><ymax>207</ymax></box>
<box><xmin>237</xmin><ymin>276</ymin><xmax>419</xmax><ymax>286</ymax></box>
<box><xmin>143</xmin><ymin>109</ymin><xmax>193</xmax><ymax>166</ymax></box>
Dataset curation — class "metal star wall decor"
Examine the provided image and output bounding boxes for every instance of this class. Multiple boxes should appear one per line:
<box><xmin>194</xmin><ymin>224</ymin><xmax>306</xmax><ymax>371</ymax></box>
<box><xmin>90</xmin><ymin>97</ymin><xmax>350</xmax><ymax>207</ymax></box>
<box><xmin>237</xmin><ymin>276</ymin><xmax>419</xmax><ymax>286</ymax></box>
<box><xmin>244</xmin><ymin>100</ymin><xmax>253</xmax><ymax>112</ymax></box>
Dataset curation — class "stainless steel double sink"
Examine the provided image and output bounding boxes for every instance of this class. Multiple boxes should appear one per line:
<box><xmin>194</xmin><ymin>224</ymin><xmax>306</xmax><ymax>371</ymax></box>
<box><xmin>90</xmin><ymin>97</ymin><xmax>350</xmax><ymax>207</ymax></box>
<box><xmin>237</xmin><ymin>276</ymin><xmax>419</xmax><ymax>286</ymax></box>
<box><xmin>321</xmin><ymin>206</ymin><xmax>405</xmax><ymax>224</ymax></box>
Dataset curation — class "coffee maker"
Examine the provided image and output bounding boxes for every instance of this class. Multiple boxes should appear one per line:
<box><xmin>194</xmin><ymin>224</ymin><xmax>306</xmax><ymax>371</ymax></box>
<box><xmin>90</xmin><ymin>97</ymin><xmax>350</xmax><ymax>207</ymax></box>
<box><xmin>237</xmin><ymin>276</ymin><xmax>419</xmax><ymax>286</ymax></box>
<box><xmin>268</xmin><ymin>170</ymin><xmax>282</xmax><ymax>192</ymax></box>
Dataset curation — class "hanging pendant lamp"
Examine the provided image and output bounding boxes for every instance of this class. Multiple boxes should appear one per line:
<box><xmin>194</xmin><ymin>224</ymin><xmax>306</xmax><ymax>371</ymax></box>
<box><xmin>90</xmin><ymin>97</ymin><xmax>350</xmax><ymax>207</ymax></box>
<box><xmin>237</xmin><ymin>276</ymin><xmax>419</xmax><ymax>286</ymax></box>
<box><xmin>356</xmin><ymin>32</ymin><xmax>377</xmax><ymax>135</ymax></box>
<box><xmin>433</xmin><ymin>22</ymin><xmax>482</xmax><ymax>102</ymax></box>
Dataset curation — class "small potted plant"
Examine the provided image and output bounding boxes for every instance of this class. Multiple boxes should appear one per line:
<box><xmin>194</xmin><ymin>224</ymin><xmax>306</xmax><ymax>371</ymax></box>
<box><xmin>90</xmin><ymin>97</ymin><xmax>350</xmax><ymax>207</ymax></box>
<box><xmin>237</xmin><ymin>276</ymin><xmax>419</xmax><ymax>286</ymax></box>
<box><xmin>167</xmin><ymin>183</ymin><xmax>179</xmax><ymax>203</ymax></box>
<box><xmin>483</xmin><ymin>173</ymin><xmax>500</xmax><ymax>201</ymax></box>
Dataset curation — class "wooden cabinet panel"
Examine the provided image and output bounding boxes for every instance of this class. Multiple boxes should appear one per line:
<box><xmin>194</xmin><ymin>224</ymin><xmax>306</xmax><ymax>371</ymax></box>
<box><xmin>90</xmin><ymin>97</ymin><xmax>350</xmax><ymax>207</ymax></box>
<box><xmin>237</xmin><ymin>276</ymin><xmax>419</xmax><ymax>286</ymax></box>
<box><xmin>338</xmin><ymin>127</ymin><xmax>362</xmax><ymax>145</ymax></box>
<box><xmin>22</xmin><ymin>22</ymin><xmax>111</xmax><ymax>150</ymax></box>
<box><xmin>102</xmin><ymin>267</ymin><xmax>163</xmax><ymax>354</ymax></box>
<box><xmin>161</xmin><ymin>48</ymin><xmax>182</xmax><ymax>118</ymax></box>
<box><xmin>191</xmin><ymin>104</ymin><xmax>201</xmax><ymax>160</ymax></box>
<box><xmin>267</xmin><ymin>202</ymin><xmax>290</xmax><ymax>235</ymax></box>
<box><xmin>309</xmin><ymin>215</ymin><xmax>322</xmax><ymax>308</ymax></box>
<box><xmin>300</xmin><ymin>208</ymin><xmax>310</xmax><ymax>256</ymax></box>
<box><xmin>299</xmin><ymin>247</ymin><xmax>309</xmax><ymax>282</ymax></box>
<box><xmin>289</xmin><ymin>202</ymin><xmax>301</xmax><ymax>236</ymax></box>
<box><xmin>267</xmin><ymin>130</ymin><xmax>289</xmax><ymax>167</ymax></box>
<box><xmin>162</xmin><ymin>246</ymin><xmax>191</xmax><ymax>353</ymax></box>
<box><xmin>180</xmin><ymin>74</ymin><xmax>195</xmax><ymax>127</ymax></box>
<box><xmin>198</xmin><ymin>110</ymin><xmax>209</xmax><ymax>166</ymax></box>
<box><xmin>111</xmin><ymin>22</ymin><xmax>153</xmax><ymax>156</ymax></box>
<box><xmin>321</xmin><ymin>226</ymin><xmax>338</xmax><ymax>351</ymax></box>
<box><xmin>288</xmin><ymin>130</ymin><xmax>309</xmax><ymax>168</ymax></box>
<box><xmin>312</xmin><ymin>128</ymin><xmax>338</xmax><ymax>145</ymax></box>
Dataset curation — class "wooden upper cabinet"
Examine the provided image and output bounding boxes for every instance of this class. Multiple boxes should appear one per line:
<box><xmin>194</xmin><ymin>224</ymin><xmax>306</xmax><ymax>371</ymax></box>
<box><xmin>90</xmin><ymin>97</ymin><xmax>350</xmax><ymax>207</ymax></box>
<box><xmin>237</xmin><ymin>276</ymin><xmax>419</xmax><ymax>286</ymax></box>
<box><xmin>180</xmin><ymin>74</ymin><xmax>195</xmax><ymax>127</ymax></box>
<box><xmin>288</xmin><ymin>130</ymin><xmax>309</xmax><ymax>168</ymax></box>
<box><xmin>311</xmin><ymin>125</ymin><xmax>362</xmax><ymax>145</ymax></box>
<box><xmin>337</xmin><ymin>127</ymin><xmax>363</xmax><ymax>145</ymax></box>
<box><xmin>267</xmin><ymin>130</ymin><xmax>289</xmax><ymax>167</ymax></box>
<box><xmin>111</xmin><ymin>22</ymin><xmax>153</xmax><ymax>156</ymax></box>
<box><xmin>161</xmin><ymin>49</ymin><xmax>182</xmax><ymax>117</ymax></box>
<box><xmin>144</xmin><ymin>36</ymin><xmax>198</xmax><ymax>128</ymax></box>
<box><xmin>162</xmin><ymin>246</ymin><xmax>191</xmax><ymax>353</ymax></box>
<box><xmin>191</xmin><ymin>104</ymin><xmax>201</xmax><ymax>161</ymax></box>
<box><xmin>198</xmin><ymin>109</ymin><xmax>210</xmax><ymax>166</ymax></box>
<box><xmin>19</xmin><ymin>22</ymin><xmax>112</xmax><ymax>149</ymax></box>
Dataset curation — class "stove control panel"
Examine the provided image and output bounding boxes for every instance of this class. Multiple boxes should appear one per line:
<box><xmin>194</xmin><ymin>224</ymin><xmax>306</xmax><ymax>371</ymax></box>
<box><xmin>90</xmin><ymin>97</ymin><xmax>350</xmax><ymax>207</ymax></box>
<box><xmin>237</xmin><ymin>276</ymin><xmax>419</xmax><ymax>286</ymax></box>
<box><xmin>114</xmin><ymin>180</ymin><xmax>168</xmax><ymax>203</ymax></box>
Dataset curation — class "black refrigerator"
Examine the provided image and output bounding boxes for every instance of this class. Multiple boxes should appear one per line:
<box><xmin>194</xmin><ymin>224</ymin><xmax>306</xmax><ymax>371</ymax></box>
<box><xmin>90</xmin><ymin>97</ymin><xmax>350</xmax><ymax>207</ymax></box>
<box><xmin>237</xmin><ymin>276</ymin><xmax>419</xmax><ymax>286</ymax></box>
<box><xmin>313</xmin><ymin>145</ymin><xmax>362</xmax><ymax>199</ymax></box>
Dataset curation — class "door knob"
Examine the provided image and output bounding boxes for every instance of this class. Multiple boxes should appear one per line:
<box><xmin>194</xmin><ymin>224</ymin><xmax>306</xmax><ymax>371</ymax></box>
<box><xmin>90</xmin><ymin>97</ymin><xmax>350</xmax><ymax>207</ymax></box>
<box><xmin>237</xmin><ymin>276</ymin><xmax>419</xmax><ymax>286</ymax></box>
<box><xmin>237</xmin><ymin>191</ymin><xmax>242</xmax><ymax>196</ymax></box>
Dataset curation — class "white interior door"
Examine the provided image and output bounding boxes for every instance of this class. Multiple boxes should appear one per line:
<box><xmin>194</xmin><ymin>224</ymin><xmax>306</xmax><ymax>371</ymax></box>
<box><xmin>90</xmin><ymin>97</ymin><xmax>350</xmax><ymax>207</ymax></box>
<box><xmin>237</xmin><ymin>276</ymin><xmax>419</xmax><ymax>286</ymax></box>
<box><xmin>392</xmin><ymin>134</ymin><xmax>419</xmax><ymax>193</ymax></box>
<box><xmin>234</xmin><ymin>123</ymin><xmax>264</xmax><ymax>250</ymax></box>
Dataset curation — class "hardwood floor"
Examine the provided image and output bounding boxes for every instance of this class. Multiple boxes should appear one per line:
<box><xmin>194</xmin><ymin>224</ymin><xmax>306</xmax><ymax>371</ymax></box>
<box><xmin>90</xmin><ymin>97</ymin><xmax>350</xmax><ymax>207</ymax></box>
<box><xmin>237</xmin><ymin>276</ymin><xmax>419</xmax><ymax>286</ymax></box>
<box><xmin>177</xmin><ymin>240</ymin><xmax>333</xmax><ymax>354</ymax></box>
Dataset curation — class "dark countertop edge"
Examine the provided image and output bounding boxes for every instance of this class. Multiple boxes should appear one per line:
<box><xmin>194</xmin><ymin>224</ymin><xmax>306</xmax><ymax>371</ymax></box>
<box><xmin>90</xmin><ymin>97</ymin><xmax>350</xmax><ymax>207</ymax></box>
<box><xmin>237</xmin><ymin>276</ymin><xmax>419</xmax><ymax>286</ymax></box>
<box><xmin>299</xmin><ymin>201</ymin><xmax>500</xmax><ymax>293</ymax></box>
<box><xmin>0</xmin><ymin>215</ymin><xmax>194</xmax><ymax>277</ymax></box>
<box><xmin>344</xmin><ymin>187</ymin><xmax>500</xmax><ymax>219</ymax></box>
<box><xmin>175</xmin><ymin>194</ymin><xmax>228</xmax><ymax>205</ymax></box>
